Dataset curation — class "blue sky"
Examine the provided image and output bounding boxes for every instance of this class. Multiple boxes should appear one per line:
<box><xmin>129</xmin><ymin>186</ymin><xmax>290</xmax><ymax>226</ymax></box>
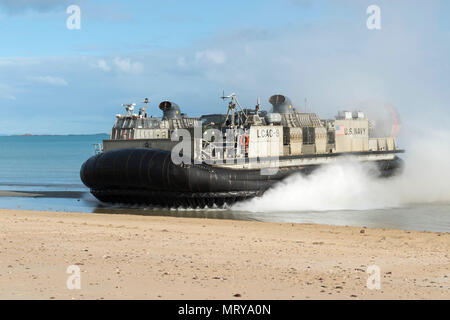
<box><xmin>0</xmin><ymin>0</ymin><xmax>449</xmax><ymax>134</ymax></box>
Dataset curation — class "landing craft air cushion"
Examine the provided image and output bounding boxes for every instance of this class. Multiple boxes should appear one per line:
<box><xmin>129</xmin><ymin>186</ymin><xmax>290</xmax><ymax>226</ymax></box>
<box><xmin>80</xmin><ymin>94</ymin><xmax>404</xmax><ymax>207</ymax></box>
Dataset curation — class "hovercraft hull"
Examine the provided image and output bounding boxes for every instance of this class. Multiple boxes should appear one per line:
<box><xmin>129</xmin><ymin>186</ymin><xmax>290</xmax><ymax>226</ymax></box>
<box><xmin>80</xmin><ymin>148</ymin><xmax>403</xmax><ymax>207</ymax></box>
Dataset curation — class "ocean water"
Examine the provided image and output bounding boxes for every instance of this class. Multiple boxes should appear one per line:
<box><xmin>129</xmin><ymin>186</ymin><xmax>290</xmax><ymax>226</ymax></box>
<box><xmin>0</xmin><ymin>135</ymin><xmax>449</xmax><ymax>233</ymax></box>
<box><xmin>0</xmin><ymin>135</ymin><xmax>103</xmax><ymax>187</ymax></box>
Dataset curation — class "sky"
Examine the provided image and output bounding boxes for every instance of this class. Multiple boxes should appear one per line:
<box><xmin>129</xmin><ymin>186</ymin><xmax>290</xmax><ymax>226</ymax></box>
<box><xmin>0</xmin><ymin>0</ymin><xmax>449</xmax><ymax>135</ymax></box>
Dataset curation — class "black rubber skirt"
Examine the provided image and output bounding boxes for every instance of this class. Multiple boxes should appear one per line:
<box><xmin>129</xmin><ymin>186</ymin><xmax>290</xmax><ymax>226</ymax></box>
<box><xmin>80</xmin><ymin>148</ymin><xmax>404</xmax><ymax>207</ymax></box>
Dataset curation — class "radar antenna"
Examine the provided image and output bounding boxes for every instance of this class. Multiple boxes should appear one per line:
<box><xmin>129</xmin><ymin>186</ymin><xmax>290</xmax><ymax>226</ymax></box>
<box><xmin>122</xmin><ymin>103</ymin><xmax>136</xmax><ymax>115</ymax></box>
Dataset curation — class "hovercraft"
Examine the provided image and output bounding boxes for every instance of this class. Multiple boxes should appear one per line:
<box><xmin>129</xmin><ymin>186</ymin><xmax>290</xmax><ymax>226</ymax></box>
<box><xmin>80</xmin><ymin>94</ymin><xmax>404</xmax><ymax>207</ymax></box>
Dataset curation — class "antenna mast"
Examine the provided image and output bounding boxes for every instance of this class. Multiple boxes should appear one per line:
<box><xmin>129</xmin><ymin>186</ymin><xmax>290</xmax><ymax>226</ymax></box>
<box><xmin>139</xmin><ymin>98</ymin><xmax>149</xmax><ymax>117</ymax></box>
<box><xmin>220</xmin><ymin>91</ymin><xmax>248</xmax><ymax>127</ymax></box>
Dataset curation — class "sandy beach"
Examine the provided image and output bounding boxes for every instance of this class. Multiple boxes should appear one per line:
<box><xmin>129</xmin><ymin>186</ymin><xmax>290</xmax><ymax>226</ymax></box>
<box><xmin>0</xmin><ymin>208</ymin><xmax>449</xmax><ymax>300</ymax></box>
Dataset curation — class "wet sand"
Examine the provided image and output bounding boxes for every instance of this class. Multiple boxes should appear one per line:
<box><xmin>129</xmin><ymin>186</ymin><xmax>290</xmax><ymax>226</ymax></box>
<box><xmin>0</xmin><ymin>208</ymin><xmax>449</xmax><ymax>300</ymax></box>
<box><xmin>0</xmin><ymin>190</ymin><xmax>84</xmax><ymax>199</ymax></box>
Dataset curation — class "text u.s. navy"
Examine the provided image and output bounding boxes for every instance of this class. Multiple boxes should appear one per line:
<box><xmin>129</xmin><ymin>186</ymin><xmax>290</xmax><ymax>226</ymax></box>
<box><xmin>178</xmin><ymin>304</ymin><xmax>271</xmax><ymax>317</ymax></box>
<box><xmin>344</xmin><ymin>127</ymin><xmax>366</xmax><ymax>135</ymax></box>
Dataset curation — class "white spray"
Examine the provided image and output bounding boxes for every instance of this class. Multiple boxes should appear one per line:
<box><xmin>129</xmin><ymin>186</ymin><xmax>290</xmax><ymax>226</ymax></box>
<box><xmin>233</xmin><ymin>128</ymin><xmax>450</xmax><ymax>213</ymax></box>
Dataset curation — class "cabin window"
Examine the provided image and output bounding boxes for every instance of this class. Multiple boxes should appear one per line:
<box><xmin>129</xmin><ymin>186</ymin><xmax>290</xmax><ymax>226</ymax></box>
<box><xmin>302</xmin><ymin>127</ymin><xmax>315</xmax><ymax>145</ymax></box>
<box><xmin>327</xmin><ymin>131</ymin><xmax>335</xmax><ymax>144</ymax></box>
<box><xmin>114</xmin><ymin>119</ymin><xmax>124</xmax><ymax>128</ymax></box>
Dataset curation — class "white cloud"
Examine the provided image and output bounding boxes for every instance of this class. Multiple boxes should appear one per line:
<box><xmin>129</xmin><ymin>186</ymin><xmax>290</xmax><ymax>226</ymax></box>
<box><xmin>0</xmin><ymin>83</ymin><xmax>16</xmax><ymax>100</ymax></box>
<box><xmin>177</xmin><ymin>56</ymin><xmax>186</xmax><ymax>68</ymax></box>
<box><xmin>91</xmin><ymin>59</ymin><xmax>111</xmax><ymax>72</ymax></box>
<box><xmin>113</xmin><ymin>57</ymin><xmax>144</xmax><ymax>74</ymax></box>
<box><xmin>0</xmin><ymin>0</ymin><xmax>65</xmax><ymax>12</ymax></box>
<box><xmin>90</xmin><ymin>57</ymin><xmax>144</xmax><ymax>74</ymax></box>
<box><xmin>195</xmin><ymin>50</ymin><xmax>226</xmax><ymax>64</ymax></box>
<box><xmin>27</xmin><ymin>75</ymin><xmax>68</xmax><ymax>86</ymax></box>
<box><xmin>0</xmin><ymin>60</ymin><xmax>14</xmax><ymax>67</ymax></box>
<box><xmin>0</xmin><ymin>57</ymin><xmax>39</xmax><ymax>67</ymax></box>
<box><xmin>0</xmin><ymin>94</ymin><xmax>16</xmax><ymax>100</ymax></box>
